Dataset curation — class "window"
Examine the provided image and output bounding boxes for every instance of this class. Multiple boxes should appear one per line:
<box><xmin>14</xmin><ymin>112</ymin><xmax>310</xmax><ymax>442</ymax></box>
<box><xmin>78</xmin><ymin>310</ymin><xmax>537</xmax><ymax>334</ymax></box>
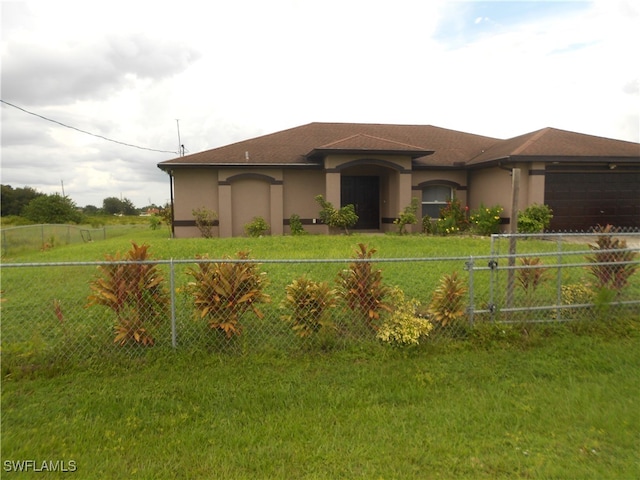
<box><xmin>422</xmin><ymin>185</ymin><xmax>453</xmax><ymax>218</ymax></box>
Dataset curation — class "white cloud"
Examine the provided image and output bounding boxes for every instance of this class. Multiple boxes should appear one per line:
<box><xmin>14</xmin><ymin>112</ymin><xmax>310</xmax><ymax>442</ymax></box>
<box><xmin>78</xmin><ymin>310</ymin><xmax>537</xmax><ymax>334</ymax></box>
<box><xmin>1</xmin><ymin>0</ymin><xmax>638</xmax><ymax>208</ymax></box>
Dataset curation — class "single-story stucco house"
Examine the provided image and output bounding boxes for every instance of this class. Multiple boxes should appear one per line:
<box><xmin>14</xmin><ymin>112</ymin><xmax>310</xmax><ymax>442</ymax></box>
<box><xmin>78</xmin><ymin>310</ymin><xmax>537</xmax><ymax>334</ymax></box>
<box><xmin>157</xmin><ymin>122</ymin><xmax>640</xmax><ymax>237</ymax></box>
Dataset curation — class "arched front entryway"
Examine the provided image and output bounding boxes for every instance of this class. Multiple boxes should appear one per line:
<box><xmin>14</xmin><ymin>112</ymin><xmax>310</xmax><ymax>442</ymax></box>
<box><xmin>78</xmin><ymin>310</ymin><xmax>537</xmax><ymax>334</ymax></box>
<box><xmin>333</xmin><ymin>158</ymin><xmax>412</xmax><ymax>232</ymax></box>
<box><xmin>341</xmin><ymin>175</ymin><xmax>380</xmax><ymax>229</ymax></box>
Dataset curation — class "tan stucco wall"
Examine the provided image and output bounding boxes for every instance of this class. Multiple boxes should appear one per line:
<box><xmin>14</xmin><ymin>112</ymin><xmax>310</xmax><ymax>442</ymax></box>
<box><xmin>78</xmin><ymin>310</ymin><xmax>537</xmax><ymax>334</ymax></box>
<box><xmin>173</xmin><ymin>169</ymin><xmax>218</xmax><ymax>219</ymax></box>
<box><xmin>468</xmin><ymin>167</ymin><xmax>511</xmax><ymax>212</ymax></box>
<box><xmin>282</xmin><ymin>169</ymin><xmax>326</xmax><ymax>234</ymax></box>
<box><xmin>527</xmin><ymin>163</ymin><xmax>546</xmax><ymax>205</ymax></box>
<box><xmin>468</xmin><ymin>164</ymin><xmax>546</xmax><ymax>228</ymax></box>
<box><xmin>173</xmin><ymin>169</ymin><xmax>218</xmax><ymax>238</ymax></box>
<box><xmin>169</xmin><ymin>158</ymin><xmax>550</xmax><ymax>238</ymax></box>
<box><xmin>230</xmin><ymin>177</ymin><xmax>271</xmax><ymax>236</ymax></box>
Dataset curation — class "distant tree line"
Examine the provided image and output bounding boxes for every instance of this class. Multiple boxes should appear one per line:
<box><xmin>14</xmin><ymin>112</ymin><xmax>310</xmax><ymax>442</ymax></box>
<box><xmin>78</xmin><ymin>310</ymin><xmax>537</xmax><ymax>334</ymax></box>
<box><xmin>1</xmin><ymin>185</ymin><xmax>158</xmax><ymax>224</ymax></box>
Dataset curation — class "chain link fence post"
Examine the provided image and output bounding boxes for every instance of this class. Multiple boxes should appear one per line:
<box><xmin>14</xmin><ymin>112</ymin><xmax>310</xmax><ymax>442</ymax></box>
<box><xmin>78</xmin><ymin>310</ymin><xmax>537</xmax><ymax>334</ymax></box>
<box><xmin>170</xmin><ymin>258</ymin><xmax>177</xmax><ymax>349</ymax></box>
<box><xmin>465</xmin><ymin>257</ymin><xmax>475</xmax><ymax>327</ymax></box>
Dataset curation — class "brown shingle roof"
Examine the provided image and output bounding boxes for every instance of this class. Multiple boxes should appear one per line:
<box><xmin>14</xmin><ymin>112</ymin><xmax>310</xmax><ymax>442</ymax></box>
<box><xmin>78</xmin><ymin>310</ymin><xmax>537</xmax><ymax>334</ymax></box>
<box><xmin>158</xmin><ymin>123</ymin><xmax>640</xmax><ymax>171</ymax></box>
<box><xmin>467</xmin><ymin>127</ymin><xmax>640</xmax><ymax>165</ymax></box>
<box><xmin>308</xmin><ymin>133</ymin><xmax>434</xmax><ymax>158</ymax></box>
<box><xmin>158</xmin><ymin>122</ymin><xmax>500</xmax><ymax>169</ymax></box>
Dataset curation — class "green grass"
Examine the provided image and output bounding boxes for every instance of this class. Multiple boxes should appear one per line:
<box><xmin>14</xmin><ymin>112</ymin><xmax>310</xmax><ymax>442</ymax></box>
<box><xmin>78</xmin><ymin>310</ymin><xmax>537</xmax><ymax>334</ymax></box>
<box><xmin>2</xmin><ymin>230</ymin><xmax>640</xmax><ymax>478</ymax></box>
<box><xmin>2</xmin><ymin>331</ymin><xmax>639</xmax><ymax>479</ymax></box>
<box><xmin>1</xmin><ymin>230</ymin><xmax>637</xmax><ymax>366</ymax></box>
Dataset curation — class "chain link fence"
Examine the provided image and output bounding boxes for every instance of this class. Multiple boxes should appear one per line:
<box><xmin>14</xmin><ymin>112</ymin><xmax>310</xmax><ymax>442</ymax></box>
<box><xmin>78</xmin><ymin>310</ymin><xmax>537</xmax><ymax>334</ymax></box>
<box><xmin>1</xmin><ymin>233</ymin><xmax>638</xmax><ymax>374</ymax></box>
<box><xmin>0</xmin><ymin>224</ymin><xmax>151</xmax><ymax>256</ymax></box>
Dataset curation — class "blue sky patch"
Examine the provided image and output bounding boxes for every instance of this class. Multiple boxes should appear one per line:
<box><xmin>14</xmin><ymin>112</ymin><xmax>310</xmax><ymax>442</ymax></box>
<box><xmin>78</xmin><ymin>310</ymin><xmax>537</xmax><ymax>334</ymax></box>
<box><xmin>435</xmin><ymin>1</ymin><xmax>592</xmax><ymax>48</ymax></box>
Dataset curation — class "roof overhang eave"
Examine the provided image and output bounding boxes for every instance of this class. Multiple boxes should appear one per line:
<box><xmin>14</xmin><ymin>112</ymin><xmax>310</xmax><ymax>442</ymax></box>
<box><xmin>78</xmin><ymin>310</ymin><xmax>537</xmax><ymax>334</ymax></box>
<box><xmin>466</xmin><ymin>154</ymin><xmax>640</xmax><ymax>169</ymax></box>
<box><xmin>157</xmin><ymin>162</ymin><xmax>320</xmax><ymax>172</ymax></box>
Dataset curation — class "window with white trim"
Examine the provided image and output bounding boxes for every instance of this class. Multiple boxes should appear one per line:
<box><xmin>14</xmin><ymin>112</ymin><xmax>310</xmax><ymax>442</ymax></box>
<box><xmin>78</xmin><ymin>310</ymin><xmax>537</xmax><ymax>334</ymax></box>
<box><xmin>422</xmin><ymin>185</ymin><xmax>453</xmax><ymax>218</ymax></box>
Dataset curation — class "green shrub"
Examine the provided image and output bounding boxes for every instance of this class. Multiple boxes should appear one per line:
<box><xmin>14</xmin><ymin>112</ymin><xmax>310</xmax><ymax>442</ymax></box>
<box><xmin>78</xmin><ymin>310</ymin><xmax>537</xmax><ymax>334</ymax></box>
<box><xmin>377</xmin><ymin>287</ymin><xmax>433</xmax><ymax>346</ymax></box>
<box><xmin>315</xmin><ymin>195</ymin><xmax>358</xmax><ymax>235</ymax></box>
<box><xmin>0</xmin><ymin>215</ymin><xmax>34</xmax><ymax>227</ymax></box>
<box><xmin>22</xmin><ymin>194</ymin><xmax>84</xmax><ymax>224</ymax></box>
<box><xmin>288</xmin><ymin>214</ymin><xmax>306</xmax><ymax>236</ymax></box>
<box><xmin>244</xmin><ymin>216</ymin><xmax>270</xmax><ymax>237</ymax></box>
<box><xmin>422</xmin><ymin>216</ymin><xmax>437</xmax><ymax>234</ymax></box>
<box><xmin>149</xmin><ymin>215</ymin><xmax>162</xmax><ymax>230</ymax></box>
<box><xmin>559</xmin><ymin>283</ymin><xmax>595</xmax><ymax>320</ymax></box>
<box><xmin>562</xmin><ymin>283</ymin><xmax>594</xmax><ymax>305</ymax></box>
<box><xmin>393</xmin><ymin>197</ymin><xmax>419</xmax><ymax>235</ymax></box>
<box><xmin>518</xmin><ymin>203</ymin><xmax>553</xmax><ymax>233</ymax></box>
<box><xmin>436</xmin><ymin>198</ymin><xmax>469</xmax><ymax>235</ymax></box>
<box><xmin>469</xmin><ymin>204</ymin><xmax>503</xmax><ymax>236</ymax></box>
<box><xmin>281</xmin><ymin>276</ymin><xmax>337</xmax><ymax>338</ymax></box>
<box><xmin>192</xmin><ymin>206</ymin><xmax>217</xmax><ymax>238</ymax></box>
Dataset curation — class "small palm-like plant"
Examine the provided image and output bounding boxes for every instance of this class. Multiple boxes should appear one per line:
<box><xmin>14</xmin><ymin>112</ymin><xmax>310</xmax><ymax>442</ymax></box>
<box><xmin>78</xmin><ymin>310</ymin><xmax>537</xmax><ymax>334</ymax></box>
<box><xmin>586</xmin><ymin>225</ymin><xmax>638</xmax><ymax>292</ymax></box>
<box><xmin>87</xmin><ymin>242</ymin><xmax>168</xmax><ymax>346</ymax></box>
<box><xmin>281</xmin><ymin>276</ymin><xmax>337</xmax><ymax>338</ymax></box>
<box><xmin>185</xmin><ymin>251</ymin><xmax>270</xmax><ymax>338</ymax></box>
<box><xmin>337</xmin><ymin>243</ymin><xmax>391</xmax><ymax>330</ymax></box>
<box><xmin>428</xmin><ymin>271</ymin><xmax>467</xmax><ymax>327</ymax></box>
<box><xmin>517</xmin><ymin>257</ymin><xmax>549</xmax><ymax>306</ymax></box>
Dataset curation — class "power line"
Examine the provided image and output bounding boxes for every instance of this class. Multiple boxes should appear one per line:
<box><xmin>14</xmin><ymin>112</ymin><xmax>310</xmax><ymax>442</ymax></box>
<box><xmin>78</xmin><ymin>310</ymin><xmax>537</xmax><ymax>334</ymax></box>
<box><xmin>1</xmin><ymin>99</ymin><xmax>178</xmax><ymax>155</ymax></box>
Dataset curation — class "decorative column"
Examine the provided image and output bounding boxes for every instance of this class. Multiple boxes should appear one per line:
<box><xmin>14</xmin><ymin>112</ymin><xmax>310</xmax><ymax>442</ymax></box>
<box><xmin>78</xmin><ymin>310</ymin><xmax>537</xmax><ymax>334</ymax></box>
<box><xmin>218</xmin><ymin>180</ymin><xmax>233</xmax><ymax>238</ymax></box>
<box><xmin>398</xmin><ymin>171</ymin><xmax>413</xmax><ymax>231</ymax></box>
<box><xmin>270</xmin><ymin>181</ymin><xmax>284</xmax><ymax>235</ymax></box>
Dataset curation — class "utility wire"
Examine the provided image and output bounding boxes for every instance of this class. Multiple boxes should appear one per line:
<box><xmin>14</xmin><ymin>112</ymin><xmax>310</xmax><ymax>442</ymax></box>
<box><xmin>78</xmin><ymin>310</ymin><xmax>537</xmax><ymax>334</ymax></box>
<box><xmin>1</xmin><ymin>99</ymin><xmax>178</xmax><ymax>155</ymax></box>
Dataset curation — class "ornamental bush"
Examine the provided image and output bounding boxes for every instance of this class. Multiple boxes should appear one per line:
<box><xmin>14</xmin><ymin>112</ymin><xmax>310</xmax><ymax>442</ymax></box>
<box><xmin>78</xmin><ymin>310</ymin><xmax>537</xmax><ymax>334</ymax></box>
<box><xmin>336</xmin><ymin>243</ymin><xmax>391</xmax><ymax>331</ymax></box>
<box><xmin>436</xmin><ymin>198</ymin><xmax>469</xmax><ymax>235</ymax></box>
<box><xmin>244</xmin><ymin>216</ymin><xmax>270</xmax><ymax>237</ymax></box>
<box><xmin>87</xmin><ymin>242</ymin><xmax>169</xmax><ymax>347</ymax></box>
<box><xmin>315</xmin><ymin>195</ymin><xmax>358</xmax><ymax>235</ymax></box>
<box><xmin>393</xmin><ymin>197</ymin><xmax>419</xmax><ymax>235</ymax></box>
<box><xmin>192</xmin><ymin>206</ymin><xmax>217</xmax><ymax>238</ymax></box>
<box><xmin>428</xmin><ymin>271</ymin><xmax>467</xmax><ymax>327</ymax></box>
<box><xmin>281</xmin><ymin>276</ymin><xmax>337</xmax><ymax>338</ymax></box>
<box><xmin>518</xmin><ymin>203</ymin><xmax>553</xmax><ymax>233</ymax></box>
<box><xmin>185</xmin><ymin>251</ymin><xmax>270</xmax><ymax>338</ymax></box>
<box><xmin>469</xmin><ymin>204</ymin><xmax>503</xmax><ymax>236</ymax></box>
<box><xmin>377</xmin><ymin>287</ymin><xmax>433</xmax><ymax>346</ymax></box>
<box><xmin>288</xmin><ymin>214</ymin><xmax>307</xmax><ymax>235</ymax></box>
<box><xmin>586</xmin><ymin>225</ymin><xmax>638</xmax><ymax>293</ymax></box>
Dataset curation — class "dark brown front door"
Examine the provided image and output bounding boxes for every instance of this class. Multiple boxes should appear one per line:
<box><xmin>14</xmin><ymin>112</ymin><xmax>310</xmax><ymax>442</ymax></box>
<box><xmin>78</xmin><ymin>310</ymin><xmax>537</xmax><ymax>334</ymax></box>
<box><xmin>341</xmin><ymin>176</ymin><xmax>380</xmax><ymax>229</ymax></box>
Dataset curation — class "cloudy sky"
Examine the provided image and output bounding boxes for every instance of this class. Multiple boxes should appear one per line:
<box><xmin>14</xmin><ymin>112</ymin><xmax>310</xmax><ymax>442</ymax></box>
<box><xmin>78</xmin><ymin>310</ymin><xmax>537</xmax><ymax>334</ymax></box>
<box><xmin>1</xmin><ymin>0</ymin><xmax>638</xmax><ymax>208</ymax></box>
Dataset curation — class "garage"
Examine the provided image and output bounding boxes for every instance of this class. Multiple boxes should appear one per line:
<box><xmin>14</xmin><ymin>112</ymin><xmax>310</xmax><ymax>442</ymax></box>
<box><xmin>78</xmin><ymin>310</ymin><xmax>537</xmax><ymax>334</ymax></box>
<box><xmin>544</xmin><ymin>167</ymin><xmax>640</xmax><ymax>231</ymax></box>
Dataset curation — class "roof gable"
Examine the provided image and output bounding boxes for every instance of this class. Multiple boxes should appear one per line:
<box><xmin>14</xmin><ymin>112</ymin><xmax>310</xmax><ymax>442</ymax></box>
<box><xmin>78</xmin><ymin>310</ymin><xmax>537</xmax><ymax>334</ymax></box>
<box><xmin>467</xmin><ymin>127</ymin><xmax>640</xmax><ymax>164</ymax></box>
<box><xmin>308</xmin><ymin>133</ymin><xmax>434</xmax><ymax>159</ymax></box>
